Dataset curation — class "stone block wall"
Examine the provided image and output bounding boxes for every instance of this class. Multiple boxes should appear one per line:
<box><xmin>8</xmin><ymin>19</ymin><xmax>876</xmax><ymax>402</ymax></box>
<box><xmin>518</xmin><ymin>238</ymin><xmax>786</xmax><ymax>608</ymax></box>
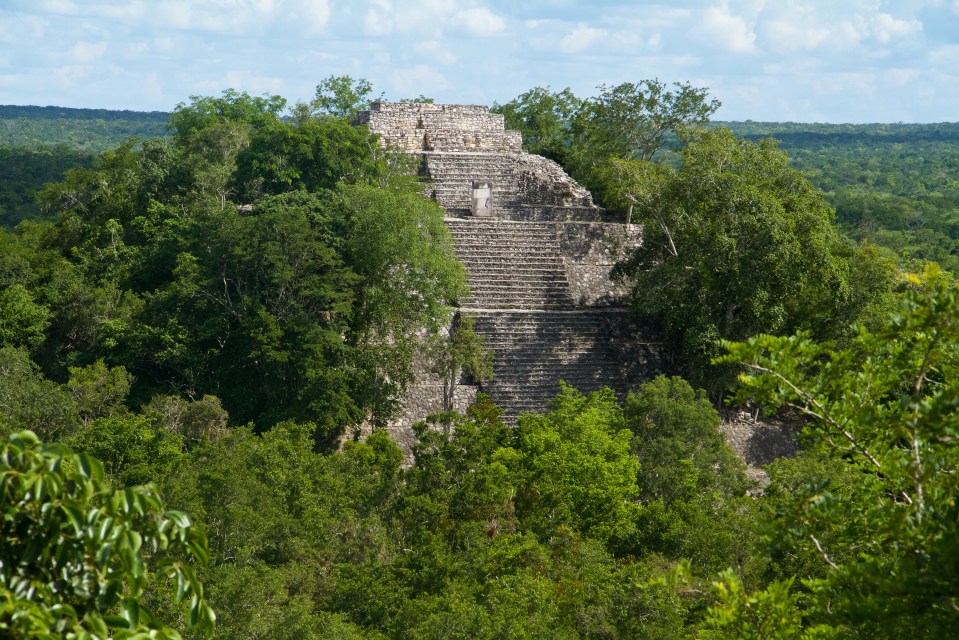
<box><xmin>422</xmin><ymin>152</ymin><xmax>596</xmax><ymax>216</ymax></box>
<box><xmin>355</xmin><ymin>102</ymin><xmax>523</xmax><ymax>153</ymax></box>
<box><xmin>558</xmin><ymin>223</ymin><xmax>643</xmax><ymax>307</ymax></box>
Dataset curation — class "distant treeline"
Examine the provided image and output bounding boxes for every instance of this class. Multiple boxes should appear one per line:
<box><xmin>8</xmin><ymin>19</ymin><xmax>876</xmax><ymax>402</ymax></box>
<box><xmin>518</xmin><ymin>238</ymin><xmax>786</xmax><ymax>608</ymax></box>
<box><xmin>722</xmin><ymin>121</ymin><xmax>959</xmax><ymax>272</ymax></box>
<box><xmin>0</xmin><ymin>106</ymin><xmax>170</xmax><ymax>227</ymax></box>
<box><xmin>0</xmin><ymin>104</ymin><xmax>169</xmax><ymax>152</ymax></box>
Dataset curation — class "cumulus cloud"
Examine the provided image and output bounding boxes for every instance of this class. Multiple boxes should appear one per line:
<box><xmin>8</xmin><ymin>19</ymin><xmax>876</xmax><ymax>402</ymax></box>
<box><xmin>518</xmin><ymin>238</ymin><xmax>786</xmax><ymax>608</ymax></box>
<box><xmin>4</xmin><ymin>0</ymin><xmax>956</xmax><ymax>121</ymax></box>
<box><xmin>865</xmin><ymin>12</ymin><xmax>921</xmax><ymax>44</ymax></box>
<box><xmin>929</xmin><ymin>43</ymin><xmax>959</xmax><ymax>64</ymax></box>
<box><xmin>288</xmin><ymin>0</ymin><xmax>330</xmax><ymax>34</ymax></box>
<box><xmin>758</xmin><ymin>3</ymin><xmax>862</xmax><ymax>53</ymax></box>
<box><xmin>560</xmin><ymin>23</ymin><xmax>606</xmax><ymax>53</ymax></box>
<box><xmin>364</xmin><ymin>0</ymin><xmax>393</xmax><ymax>35</ymax></box>
<box><xmin>36</xmin><ymin>0</ymin><xmax>81</xmax><ymax>14</ymax></box>
<box><xmin>884</xmin><ymin>67</ymin><xmax>919</xmax><ymax>86</ymax></box>
<box><xmin>757</xmin><ymin>2</ymin><xmax>923</xmax><ymax>54</ymax></box>
<box><xmin>380</xmin><ymin>0</ymin><xmax>505</xmax><ymax>38</ymax></box>
<box><xmin>53</xmin><ymin>64</ymin><xmax>94</xmax><ymax>86</ymax></box>
<box><xmin>695</xmin><ymin>1</ymin><xmax>756</xmax><ymax>53</ymax></box>
<box><xmin>0</xmin><ymin>12</ymin><xmax>47</xmax><ymax>43</ymax></box>
<box><xmin>449</xmin><ymin>6</ymin><xmax>506</xmax><ymax>37</ymax></box>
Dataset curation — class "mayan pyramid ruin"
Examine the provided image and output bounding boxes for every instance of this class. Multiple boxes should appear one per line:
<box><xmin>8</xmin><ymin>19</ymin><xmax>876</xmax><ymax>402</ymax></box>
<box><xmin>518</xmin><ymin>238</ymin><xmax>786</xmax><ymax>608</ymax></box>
<box><xmin>353</xmin><ymin>102</ymin><xmax>660</xmax><ymax>446</ymax></box>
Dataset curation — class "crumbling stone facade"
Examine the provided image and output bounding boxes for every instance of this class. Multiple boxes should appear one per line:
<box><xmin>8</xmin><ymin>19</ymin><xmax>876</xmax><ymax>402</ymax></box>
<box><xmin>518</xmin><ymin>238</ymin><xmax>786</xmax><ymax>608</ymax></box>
<box><xmin>353</xmin><ymin>102</ymin><xmax>659</xmax><ymax>438</ymax></box>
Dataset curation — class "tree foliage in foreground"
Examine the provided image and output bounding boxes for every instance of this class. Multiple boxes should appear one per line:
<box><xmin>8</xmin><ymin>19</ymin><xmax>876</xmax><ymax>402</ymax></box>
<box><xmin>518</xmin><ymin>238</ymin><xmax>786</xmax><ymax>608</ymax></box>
<box><xmin>0</xmin><ymin>431</ymin><xmax>213</xmax><ymax>639</ymax></box>
<box><xmin>713</xmin><ymin>264</ymin><xmax>959</xmax><ymax>637</ymax></box>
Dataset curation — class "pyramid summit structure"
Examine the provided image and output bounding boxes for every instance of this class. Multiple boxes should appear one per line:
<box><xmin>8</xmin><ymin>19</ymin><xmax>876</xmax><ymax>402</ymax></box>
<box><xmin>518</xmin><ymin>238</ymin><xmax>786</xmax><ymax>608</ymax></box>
<box><xmin>353</xmin><ymin>101</ymin><xmax>660</xmax><ymax>444</ymax></box>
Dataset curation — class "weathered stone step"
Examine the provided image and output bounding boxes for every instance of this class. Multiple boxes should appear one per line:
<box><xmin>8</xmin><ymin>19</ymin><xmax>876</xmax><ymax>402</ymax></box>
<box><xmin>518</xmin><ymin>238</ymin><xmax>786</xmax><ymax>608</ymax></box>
<box><xmin>448</xmin><ymin>225</ymin><xmax>559</xmax><ymax>236</ymax></box>
<box><xmin>464</xmin><ymin>300</ymin><xmax>574</xmax><ymax>310</ymax></box>
<box><xmin>447</xmin><ymin>230</ymin><xmax>559</xmax><ymax>239</ymax></box>
<box><xmin>464</xmin><ymin>266</ymin><xmax>566</xmax><ymax>274</ymax></box>
<box><xmin>465</xmin><ymin>276</ymin><xmax>569</xmax><ymax>285</ymax></box>
<box><xmin>457</xmin><ymin>250</ymin><xmax>563</xmax><ymax>258</ymax></box>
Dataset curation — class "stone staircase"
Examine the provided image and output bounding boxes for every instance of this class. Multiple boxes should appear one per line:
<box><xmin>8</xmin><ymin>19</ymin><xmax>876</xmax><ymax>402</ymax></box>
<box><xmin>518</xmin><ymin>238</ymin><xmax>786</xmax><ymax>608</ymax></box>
<box><xmin>425</xmin><ymin>153</ymin><xmax>523</xmax><ymax>215</ymax></box>
<box><xmin>446</xmin><ymin>217</ymin><xmax>647</xmax><ymax>421</ymax></box>
<box><xmin>446</xmin><ymin>218</ymin><xmax>573</xmax><ymax>310</ymax></box>
<box><xmin>469</xmin><ymin>309</ymin><xmax>637</xmax><ymax>422</ymax></box>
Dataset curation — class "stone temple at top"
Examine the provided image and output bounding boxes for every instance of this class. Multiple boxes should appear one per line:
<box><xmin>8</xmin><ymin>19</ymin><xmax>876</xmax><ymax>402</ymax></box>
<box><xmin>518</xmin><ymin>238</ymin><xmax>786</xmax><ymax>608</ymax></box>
<box><xmin>353</xmin><ymin>101</ymin><xmax>659</xmax><ymax>441</ymax></box>
<box><xmin>354</xmin><ymin>102</ymin><xmax>599</xmax><ymax>219</ymax></box>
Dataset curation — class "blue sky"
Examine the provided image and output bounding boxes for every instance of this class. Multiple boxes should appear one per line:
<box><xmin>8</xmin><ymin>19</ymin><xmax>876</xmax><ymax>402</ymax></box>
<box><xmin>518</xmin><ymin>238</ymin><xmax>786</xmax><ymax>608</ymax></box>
<box><xmin>1</xmin><ymin>0</ymin><xmax>957</xmax><ymax>122</ymax></box>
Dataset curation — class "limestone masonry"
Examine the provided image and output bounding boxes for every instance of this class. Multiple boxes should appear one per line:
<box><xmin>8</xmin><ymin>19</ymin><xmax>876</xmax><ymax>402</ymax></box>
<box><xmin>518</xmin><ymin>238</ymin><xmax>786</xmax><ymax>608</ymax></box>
<box><xmin>354</xmin><ymin>102</ymin><xmax>660</xmax><ymax>445</ymax></box>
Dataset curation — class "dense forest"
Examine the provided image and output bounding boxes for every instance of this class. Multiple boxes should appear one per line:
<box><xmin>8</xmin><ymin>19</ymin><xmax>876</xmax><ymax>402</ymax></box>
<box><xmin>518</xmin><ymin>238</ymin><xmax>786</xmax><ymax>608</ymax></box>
<box><xmin>723</xmin><ymin>120</ymin><xmax>959</xmax><ymax>273</ymax></box>
<box><xmin>2</xmin><ymin>78</ymin><xmax>958</xmax><ymax>639</ymax></box>
<box><xmin>0</xmin><ymin>105</ymin><xmax>169</xmax><ymax>151</ymax></box>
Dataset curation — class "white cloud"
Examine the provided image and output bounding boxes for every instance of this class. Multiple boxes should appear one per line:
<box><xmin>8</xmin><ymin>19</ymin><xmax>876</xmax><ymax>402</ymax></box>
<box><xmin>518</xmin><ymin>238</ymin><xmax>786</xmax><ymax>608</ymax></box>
<box><xmin>69</xmin><ymin>41</ymin><xmax>108</xmax><ymax>64</ymax></box>
<box><xmin>865</xmin><ymin>12</ymin><xmax>922</xmax><ymax>44</ymax></box>
<box><xmin>758</xmin><ymin>3</ymin><xmax>862</xmax><ymax>53</ymax></box>
<box><xmin>756</xmin><ymin>2</ymin><xmax>924</xmax><ymax>54</ymax></box>
<box><xmin>36</xmin><ymin>0</ymin><xmax>81</xmax><ymax>14</ymax></box>
<box><xmin>450</xmin><ymin>6</ymin><xmax>506</xmax><ymax>37</ymax></box>
<box><xmin>560</xmin><ymin>23</ymin><xmax>606</xmax><ymax>53</ymax></box>
<box><xmin>53</xmin><ymin>64</ymin><xmax>94</xmax><ymax>86</ymax></box>
<box><xmin>153</xmin><ymin>37</ymin><xmax>176</xmax><ymax>51</ymax></box>
<box><xmin>193</xmin><ymin>70</ymin><xmax>286</xmax><ymax>95</ymax></box>
<box><xmin>288</xmin><ymin>0</ymin><xmax>329</xmax><ymax>34</ymax></box>
<box><xmin>696</xmin><ymin>1</ymin><xmax>756</xmax><ymax>53</ymax></box>
<box><xmin>0</xmin><ymin>12</ymin><xmax>47</xmax><ymax>42</ymax></box>
<box><xmin>929</xmin><ymin>43</ymin><xmax>959</xmax><ymax>64</ymax></box>
<box><xmin>381</xmin><ymin>1</ymin><xmax>505</xmax><ymax>38</ymax></box>
<box><xmin>143</xmin><ymin>71</ymin><xmax>166</xmax><ymax>103</ymax></box>
<box><xmin>364</xmin><ymin>0</ymin><xmax>393</xmax><ymax>35</ymax></box>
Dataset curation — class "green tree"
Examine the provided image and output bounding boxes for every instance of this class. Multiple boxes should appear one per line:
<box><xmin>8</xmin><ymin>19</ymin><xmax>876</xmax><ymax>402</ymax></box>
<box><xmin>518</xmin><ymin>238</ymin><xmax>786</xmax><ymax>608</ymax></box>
<box><xmin>493</xmin><ymin>80</ymin><xmax>718</xmax><ymax>196</ymax></box>
<box><xmin>66</xmin><ymin>359</ymin><xmax>132</xmax><ymax>428</ymax></box>
<box><xmin>717</xmin><ymin>264</ymin><xmax>959</xmax><ymax>637</ymax></box>
<box><xmin>0</xmin><ymin>347</ymin><xmax>76</xmax><ymax>440</ymax></box>
<box><xmin>621</xmin><ymin>376</ymin><xmax>754</xmax><ymax>573</ymax></box>
<box><xmin>168</xmin><ymin>89</ymin><xmax>286</xmax><ymax>145</ymax></box>
<box><xmin>0</xmin><ymin>431</ymin><xmax>213</xmax><ymax>639</ymax></box>
<box><xmin>583</xmin><ymin>80</ymin><xmax>720</xmax><ymax>164</ymax></box>
<box><xmin>67</xmin><ymin>414</ymin><xmax>185</xmax><ymax>487</ymax></box>
<box><xmin>626</xmin><ymin>375</ymin><xmax>749</xmax><ymax>504</ymax></box>
<box><xmin>0</xmin><ymin>283</ymin><xmax>49</xmax><ymax>348</ymax></box>
<box><xmin>507</xmin><ymin>384</ymin><xmax>640</xmax><ymax>543</ymax></box>
<box><xmin>233</xmin><ymin>117</ymin><xmax>380</xmax><ymax>200</ymax></box>
<box><xmin>333</xmin><ymin>183</ymin><xmax>467</xmax><ymax>426</ymax></box>
<box><xmin>429</xmin><ymin>314</ymin><xmax>493</xmax><ymax>415</ymax></box>
<box><xmin>492</xmin><ymin>86</ymin><xmax>584</xmax><ymax>163</ymax></box>
<box><xmin>306</xmin><ymin>75</ymin><xmax>379</xmax><ymax>121</ymax></box>
<box><xmin>610</xmin><ymin>129</ymin><xmax>853</xmax><ymax>392</ymax></box>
